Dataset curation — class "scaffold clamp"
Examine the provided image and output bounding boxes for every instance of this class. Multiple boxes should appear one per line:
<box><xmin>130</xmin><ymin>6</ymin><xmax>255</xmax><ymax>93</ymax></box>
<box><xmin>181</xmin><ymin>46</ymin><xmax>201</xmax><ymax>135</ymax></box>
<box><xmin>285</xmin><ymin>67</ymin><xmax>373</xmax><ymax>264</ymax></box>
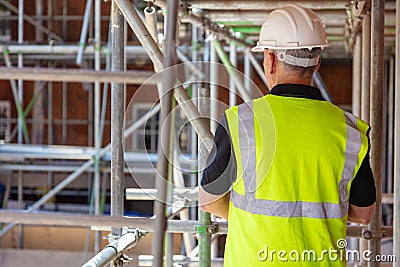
<box><xmin>362</xmin><ymin>228</ymin><xmax>385</xmax><ymax>240</ymax></box>
<box><xmin>196</xmin><ymin>223</ymin><xmax>218</xmax><ymax>234</ymax></box>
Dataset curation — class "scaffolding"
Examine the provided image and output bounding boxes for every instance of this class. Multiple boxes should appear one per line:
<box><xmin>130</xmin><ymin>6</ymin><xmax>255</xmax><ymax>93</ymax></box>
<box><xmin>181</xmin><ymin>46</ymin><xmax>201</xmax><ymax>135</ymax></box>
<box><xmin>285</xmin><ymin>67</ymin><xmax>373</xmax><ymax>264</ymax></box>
<box><xmin>0</xmin><ymin>0</ymin><xmax>398</xmax><ymax>266</ymax></box>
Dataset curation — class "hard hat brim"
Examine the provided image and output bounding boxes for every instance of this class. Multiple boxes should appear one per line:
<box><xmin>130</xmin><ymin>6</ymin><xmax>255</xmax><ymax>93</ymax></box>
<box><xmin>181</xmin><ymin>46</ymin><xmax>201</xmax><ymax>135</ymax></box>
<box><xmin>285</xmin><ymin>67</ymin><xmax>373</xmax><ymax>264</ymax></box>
<box><xmin>251</xmin><ymin>44</ymin><xmax>330</xmax><ymax>53</ymax></box>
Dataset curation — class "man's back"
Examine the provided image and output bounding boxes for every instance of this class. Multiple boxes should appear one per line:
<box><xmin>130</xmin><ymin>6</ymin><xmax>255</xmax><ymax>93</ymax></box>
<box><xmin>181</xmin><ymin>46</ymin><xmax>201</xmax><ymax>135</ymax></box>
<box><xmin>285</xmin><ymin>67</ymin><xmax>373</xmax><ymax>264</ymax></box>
<box><xmin>224</xmin><ymin>85</ymin><xmax>369</xmax><ymax>266</ymax></box>
<box><xmin>199</xmin><ymin>5</ymin><xmax>376</xmax><ymax>266</ymax></box>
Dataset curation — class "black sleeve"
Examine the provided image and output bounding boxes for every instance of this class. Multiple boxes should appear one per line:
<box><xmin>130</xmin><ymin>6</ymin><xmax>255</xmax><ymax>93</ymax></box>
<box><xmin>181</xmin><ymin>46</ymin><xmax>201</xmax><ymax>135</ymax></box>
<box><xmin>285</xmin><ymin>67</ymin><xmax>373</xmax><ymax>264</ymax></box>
<box><xmin>349</xmin><ymin>135</ymin><xmax>376</xmax><ymax>207</ymax></box>
<box><xmin>200</xmin><ymin>115</ymin><xmax>236</xmax><ymax>195</ymax></box>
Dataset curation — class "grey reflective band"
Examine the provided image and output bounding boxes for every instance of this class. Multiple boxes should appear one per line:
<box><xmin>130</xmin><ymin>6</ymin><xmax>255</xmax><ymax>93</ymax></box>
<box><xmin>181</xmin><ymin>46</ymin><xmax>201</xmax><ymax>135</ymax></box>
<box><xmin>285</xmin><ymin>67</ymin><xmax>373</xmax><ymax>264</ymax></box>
<box><xmin>339</xmin><ymin>112</ymin><xmax>363</xmax><ymax>204</ymax></box>
<box><xmin>231</xmin><ymin>105</ymin><xmax>363</xmax><ymax>219</ymax></box>
<box><xmin>231</xmin><ymin>192</ymin><xmax>349</xmax><ymax>219</ymax></box>
<box><xmin>238</xmin><ymin>101</ymin><xmax>257</xmax><ymax>195</ymax></box>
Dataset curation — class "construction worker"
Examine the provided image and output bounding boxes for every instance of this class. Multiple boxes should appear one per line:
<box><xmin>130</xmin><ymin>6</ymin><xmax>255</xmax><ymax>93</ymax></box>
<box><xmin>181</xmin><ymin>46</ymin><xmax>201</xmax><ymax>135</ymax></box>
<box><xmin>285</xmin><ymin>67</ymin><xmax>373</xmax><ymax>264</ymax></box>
<box><xmin>199</xmin><ymin>4</ymin><xmax>376</xmax><ymax>266</ymax></box>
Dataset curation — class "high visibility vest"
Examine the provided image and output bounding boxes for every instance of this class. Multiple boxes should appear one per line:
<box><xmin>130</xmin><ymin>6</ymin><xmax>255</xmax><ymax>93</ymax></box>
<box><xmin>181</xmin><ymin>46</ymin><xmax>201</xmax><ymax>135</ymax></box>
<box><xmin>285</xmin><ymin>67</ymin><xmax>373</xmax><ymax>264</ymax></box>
<box><xmin>224</xmin><ymin>94</ymin><xmax>369</xmax><ymax>266</ymax></box>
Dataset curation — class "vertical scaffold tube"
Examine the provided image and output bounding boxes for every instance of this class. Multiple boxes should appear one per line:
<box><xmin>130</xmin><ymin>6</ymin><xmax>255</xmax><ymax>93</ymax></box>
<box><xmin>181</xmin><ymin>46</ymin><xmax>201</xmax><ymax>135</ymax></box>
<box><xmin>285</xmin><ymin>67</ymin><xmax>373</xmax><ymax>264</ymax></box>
<box><xmin>368</xmin><ymin>0</ymin><xmax>384</xmax><ymax>265</ymax></box>
<box><xmin>93</xmin><ymin>0</ymin><xmax>102</xmax><ymax>253</ymax></box>
<box><xmin>198</xmin><ymin>87</ymin><xmax>211</xmax><ymax>267</ymax></box>
<box><xmin>392</xmin><ymin>0</ymin><xmax>400</xmax><ymax>265</ymax></box>
<box><xmin>361</xmin><ymin>12</ymin><xmax>371</xmax><ymax>123</ymax></box>
<box><xmin>152</xmin><ymin>0</ymin><xmax>178</xmax><ymax>266</ymax></box>
<box><xmin>229</xmin><ymin>41</ymin><xmax>237</xmax><ymax>107</ymax></box>
<box><xmin>209</xmin><ymin>38</ymin><xmax>219</xmax><ymax>134</ymax></box>
<box><xmin>352</xmin><ymin>35</ymin><xmax>362</xmax><ymax>117</ymax></box>
<box><xmin>110</xmin><ymin>3</ymin><xmax>125</xmax><ymax>266</ymax></box>
<box><xmin>113</xmin><ymin>0</ymin><xmax>214</xmax><ymax>152</ymax></box>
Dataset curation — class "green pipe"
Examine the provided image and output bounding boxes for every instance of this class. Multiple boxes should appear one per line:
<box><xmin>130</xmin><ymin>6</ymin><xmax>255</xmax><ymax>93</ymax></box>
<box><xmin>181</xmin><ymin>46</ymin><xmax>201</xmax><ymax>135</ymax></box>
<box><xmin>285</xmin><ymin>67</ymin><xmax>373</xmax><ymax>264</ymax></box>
<box><xmin>100</xmin><ymin>175</ymin><xmax>106</xmax><ymax>214</ymax></box>
<box><xmin>327</xmin><ymin>36</ymin><xmax>346</xmax><ymax>42</ymax></box>
<box><xmin>231</xmin><ymin>26</ymin><xmax>260</xmax><ymax>34</ymax></box>
<box><xmin>216</xmin><ymin>21</ymin><xmax>256</xmax><ymax>26</ymax></box>
<box><xmin>212</xmin><ymin>38</ymin><xmax>251</xmax><ymax>102</ymax></box>
<box><xmin>23</xmin><ymin>82</ymin><xmax>46</xmax><ymax>118</ymax></box>
<box><xmin>15</xmin><ymin>99</ymin><xmax>30</xmax><ymax>144</ymax></box>
<box><xmin>3</xmin><ymin>49</ymin><xmax>30</xmax><ymax>143</ymax></box>
<box><xmin>10</xmin><ymin>92</ymin><xmax>30</xmax><ymax>144</ymax></box>
<box><xmin>198</xmin><ymin>210</ymin><xmax>211</xmax><ymax>267</ymax></box>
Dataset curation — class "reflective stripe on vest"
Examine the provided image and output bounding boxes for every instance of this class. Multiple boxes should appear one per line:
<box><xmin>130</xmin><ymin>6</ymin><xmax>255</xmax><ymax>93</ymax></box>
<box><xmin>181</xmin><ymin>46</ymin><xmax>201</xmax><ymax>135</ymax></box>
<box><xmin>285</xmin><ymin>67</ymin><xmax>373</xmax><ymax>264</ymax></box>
<box><xmin>230</xmin><ymin>100</ymin><xmax>363</xmax><ymax>219</ymax></box>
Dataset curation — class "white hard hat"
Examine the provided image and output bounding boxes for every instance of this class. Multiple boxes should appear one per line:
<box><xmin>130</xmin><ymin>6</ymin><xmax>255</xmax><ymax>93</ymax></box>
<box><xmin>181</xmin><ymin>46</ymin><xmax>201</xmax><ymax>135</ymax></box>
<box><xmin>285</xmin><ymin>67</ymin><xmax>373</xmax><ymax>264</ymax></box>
<box><xmin>251</xmin><ymin>4</ymin><xmax>329</xmax><ymax>52</ymax></box>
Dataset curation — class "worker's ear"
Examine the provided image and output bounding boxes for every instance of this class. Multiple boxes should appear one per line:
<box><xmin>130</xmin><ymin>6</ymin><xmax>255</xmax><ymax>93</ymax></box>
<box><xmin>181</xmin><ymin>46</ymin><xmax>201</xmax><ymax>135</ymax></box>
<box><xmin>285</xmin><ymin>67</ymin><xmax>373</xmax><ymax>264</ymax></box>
<box><xmin>268</xmin><ymin>52</ymin><xmax>277</xmax><ymax>75</ymax></box>
<box><xmin>263</xmin><ymin>50</ymin><xmax>277</xmax><ymax>75</ymax></box>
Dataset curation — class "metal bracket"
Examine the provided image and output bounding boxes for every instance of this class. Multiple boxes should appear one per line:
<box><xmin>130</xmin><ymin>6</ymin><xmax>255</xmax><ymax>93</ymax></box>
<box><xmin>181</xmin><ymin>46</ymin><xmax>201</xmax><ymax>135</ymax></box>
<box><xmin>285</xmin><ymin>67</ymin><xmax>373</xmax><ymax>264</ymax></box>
<box><xmin>105</xmin><ymin>228</ymin><xmax>147</xmax><ymax>243</ymax></box>
<box><xmin>196</xmin><ymin>223</ymin><xmax>218</xmax><ymax>234</ymax></box>
<box><xmin>105</xmin><ymin>233</ymin><xmax>120</xmax><ymax>243</ymax></box>
<box><xmin>113</xmin><ymin>254</ymin><xmax>133</xmax><ymax>267</ymax></box>
<box><xmin>362</xmin><ymin>228</ymin><xmax>386</xmax><ymax>240</ymax></box>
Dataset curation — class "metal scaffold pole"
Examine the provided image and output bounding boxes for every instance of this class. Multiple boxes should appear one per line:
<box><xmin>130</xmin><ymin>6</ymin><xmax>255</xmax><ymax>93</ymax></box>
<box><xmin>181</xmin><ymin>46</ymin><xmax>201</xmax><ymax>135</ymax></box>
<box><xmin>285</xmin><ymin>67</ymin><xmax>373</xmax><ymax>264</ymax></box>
<box><xmin>361</xmin><ymin>12</ymin><xmax>371</xmax><ymax>123</ymax></box>
<box><xmin>312</xmin><ymin>72</ymin><xmax>334</xmax><ymax>103</ymax></box>
<box><xmin>17</xmin><ymin>0</ymin><xmax>24</xmax><ymax>250</ymax></box>
<box><xmin>0</xmin><ymin>0</ymin><xmax>63</xmax><ymax>41</ymax></box>
<box><xmin>17</xmin><ymin>0</ymin><xmax>24</xmax><ymax>144</ymax></box>
<box><xmin>243</xmin><ymin>47</ymin><xmax>253</xmax><ymax>97</ymax></box>
<box><xmin>229</xmin><ymin>41</ymin><xmax>237</xmax><ymax>107</ymax></box>
<box><xmin>76</xmin><ymin>0</ymin><xmax>93</xmax><ymax>65</ymax></box>
<box><xmin>3</xmin><ymin>2</ymin><xmax>397</xmax><ymax>266</ymax></box>
<box><xmin>0</xmin><ymin>210</ymin><xmax>393</xmax><ymax>238</ymax></box>
<box><xmin>198</xmin><ymin>87</ymin><xmax>211</xmax><ymax>267</ymax></box>
<box><xmin>32</xmin><ymin>0</ymin><xmax>44</xmax><ymax>146</ymax></box>
<box><xmin>369</xmin><ymin>0</ymin><xmax>384</xmax><ymax>265</ymax></box>
<box><xmin>144</xmin><ymin>6</ymin><xmax>158</xmax><ymax>46</ymax></box>
<box><xmin>190</xmin><ymin>25</ymin><xmax>199</xmax><ymax>222</ymax></box>
<box><xmin>209</xmin><ymin>38</ymin><xmax>219</xmax><ymax>134</ymax></box>
<box><xmin>387</xmin><ymin>57</ymin><xmax>395</xmax><ymax>201</ymax></box>
<box><xmin>94</xmin><ymin>0</ymin><xmax>102</xmax><ymax>254</ymax></box>
<box><xmin>246</xmin><ymin>50</ymin><xmax>269</xmax><ymax>90</ymax></box>
<box><xmin>352</xmin><ymin>34</ymin><xmax>362</xmax><ymax>117</ymax></box>
<box><xmin>208</xmin><ymin>37</ymin><xmax>219</xmax><ymax>260</ymax></box>
<box><xmin>359</xmin><ymin>10</ymin><xmax>372</xmax><ymax>265</ymax></box>
<box><xmin>110</xmin><ymin>1</ymin><xmax>125</xmax><ymax>264</ymax></box>
<box><xmin>212</xmin><ymin>38</ymin><xmax>251</xmax><ymax>103</ymax></box>
<box><xmin>113</xmin><ymin>0</ymin><xmax>214</xmax><ymax>152</ymax></box>
<box><xmin>0</xmin><ymin>67</ymin><xmax>158</xmax><ymax>84</ymax></box>
<box><xmin>0</xmin><ymin>103</ymin><xmax>161</xmax><ymax>239</ymax></box>
<box><xmin>393</xmin><ymin>0</ymin><xmax>400</xmax><ymax>264</ymax></box>
<box><xmin>151</xmin><ymin>0</ymin><xmax>178</xmax><ymax>265</ymax></box>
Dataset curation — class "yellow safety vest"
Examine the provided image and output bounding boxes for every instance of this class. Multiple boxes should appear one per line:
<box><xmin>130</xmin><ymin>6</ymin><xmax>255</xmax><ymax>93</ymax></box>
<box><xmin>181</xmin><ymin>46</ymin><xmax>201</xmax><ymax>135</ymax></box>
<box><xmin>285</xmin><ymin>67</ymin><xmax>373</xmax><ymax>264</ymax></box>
<box><xmin>224</xmin><ymin>93</ymin><xmax>369</xmax><ymax>266</ymax></box>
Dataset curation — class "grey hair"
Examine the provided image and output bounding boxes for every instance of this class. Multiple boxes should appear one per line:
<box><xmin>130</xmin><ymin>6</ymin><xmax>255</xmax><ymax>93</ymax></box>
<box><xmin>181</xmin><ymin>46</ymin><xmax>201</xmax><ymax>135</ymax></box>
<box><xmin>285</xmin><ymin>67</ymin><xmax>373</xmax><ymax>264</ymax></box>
<box><xmin>280</xmin><ymin>48</ymin><xmax>322</xmax><ymax>77</ymax></box>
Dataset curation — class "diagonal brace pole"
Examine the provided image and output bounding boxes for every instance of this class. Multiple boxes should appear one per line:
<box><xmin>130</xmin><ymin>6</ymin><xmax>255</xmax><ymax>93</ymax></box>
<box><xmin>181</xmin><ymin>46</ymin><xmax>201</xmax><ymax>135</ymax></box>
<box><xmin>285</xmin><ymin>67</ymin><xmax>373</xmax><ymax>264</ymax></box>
<box><xmin>113</xmin><ymin>0</ymin><xmax>215</xmax><ymax>152</ymax></box>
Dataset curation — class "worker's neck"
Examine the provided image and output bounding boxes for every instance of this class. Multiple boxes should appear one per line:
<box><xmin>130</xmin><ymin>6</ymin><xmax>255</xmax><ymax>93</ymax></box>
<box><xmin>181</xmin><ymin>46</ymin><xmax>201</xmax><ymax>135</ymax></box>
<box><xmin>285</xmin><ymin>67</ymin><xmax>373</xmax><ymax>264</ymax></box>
<box><xmin>270</xmin><ymin>72</ymin><xmax>313</xmax><ymax>88</ymax></box>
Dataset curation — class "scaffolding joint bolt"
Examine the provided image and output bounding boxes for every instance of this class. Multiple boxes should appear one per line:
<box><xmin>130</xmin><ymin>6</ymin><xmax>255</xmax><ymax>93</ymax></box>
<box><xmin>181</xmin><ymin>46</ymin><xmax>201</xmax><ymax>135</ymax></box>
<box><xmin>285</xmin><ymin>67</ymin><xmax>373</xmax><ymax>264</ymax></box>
<box><xmin>196</xmin><ymin>223</ymin><xmax>218</xmax><ymax>234</ymax></box>
<box><xmin>362</xmin><ymin>228</ymin><xmax>385</xmax><ymax>240</ymax></box>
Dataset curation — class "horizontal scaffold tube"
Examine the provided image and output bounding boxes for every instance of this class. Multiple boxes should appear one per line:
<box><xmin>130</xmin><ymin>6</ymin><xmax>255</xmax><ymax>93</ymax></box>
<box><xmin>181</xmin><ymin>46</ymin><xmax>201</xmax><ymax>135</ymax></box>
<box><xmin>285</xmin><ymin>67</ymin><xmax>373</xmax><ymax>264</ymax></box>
<box><xmin>0</xmin><ymin>67</ymin><xmax>160</xmax><ymax>84</ymax></box>
<box><xmin>0</xmin><ymin>210</ymin><xmax>393</xmax><ymax>238</ymax></box>
<box><xmin>0</xmin><ymin>210</ymin><xmax>228</xmax><ymax>233</ymax></box>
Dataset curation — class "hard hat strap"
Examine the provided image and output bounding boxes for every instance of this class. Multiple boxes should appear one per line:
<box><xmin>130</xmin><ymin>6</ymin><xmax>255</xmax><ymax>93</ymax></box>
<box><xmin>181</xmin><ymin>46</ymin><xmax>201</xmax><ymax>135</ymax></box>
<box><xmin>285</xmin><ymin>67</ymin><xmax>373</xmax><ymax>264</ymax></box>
<box><xmin>276</xmin><ymin>50</ymin><xmax>319</xmax><ymax>68</ymax></box>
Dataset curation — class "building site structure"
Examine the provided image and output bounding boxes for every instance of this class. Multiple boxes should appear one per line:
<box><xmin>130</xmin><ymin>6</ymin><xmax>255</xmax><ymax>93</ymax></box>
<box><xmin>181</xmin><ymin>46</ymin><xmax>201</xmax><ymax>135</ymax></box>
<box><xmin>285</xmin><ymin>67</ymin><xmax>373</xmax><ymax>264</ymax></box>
<box><xmin>0</xmin><ymin>0</ymin><xmax>398</xmax><ymax>266</ymax></box>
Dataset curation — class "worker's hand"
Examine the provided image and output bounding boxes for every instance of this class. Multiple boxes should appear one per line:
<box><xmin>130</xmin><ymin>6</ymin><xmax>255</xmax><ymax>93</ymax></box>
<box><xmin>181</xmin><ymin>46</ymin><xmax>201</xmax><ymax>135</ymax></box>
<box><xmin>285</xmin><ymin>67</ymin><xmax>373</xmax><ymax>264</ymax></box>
<box><xmin>199</xmin><ymin>187</ymin><xmax>230</xmax><ymax>220</ymax></box>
